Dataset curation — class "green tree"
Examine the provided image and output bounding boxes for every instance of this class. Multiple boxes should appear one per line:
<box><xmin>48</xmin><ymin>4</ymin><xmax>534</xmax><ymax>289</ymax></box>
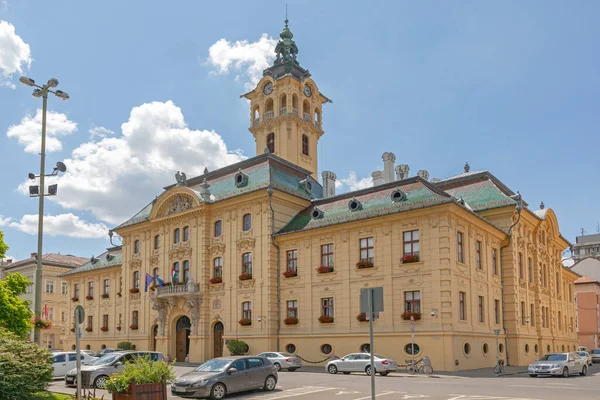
<box><xmin>0</xmin><ymin>230</ymin><xmax>8</xmax><ymax>260</ymax></box>
<box><xmin>117</xmin><ymin>341</ymin><xmax>135</xmax><ymax>350</ymax></box>
<box><xmin>0</xmin><ymin>273</ymin><xmax>33</xmax><ymax>338</ymax></box>
<box><xmin>0</xmin><ymin>328</ymin><xmax>53</xmax><ymax>400</ymax></box>
<box><xmin>226</xmin><ymin>339</ymin><xmax>249</xmax><ymax>355</ymax></box>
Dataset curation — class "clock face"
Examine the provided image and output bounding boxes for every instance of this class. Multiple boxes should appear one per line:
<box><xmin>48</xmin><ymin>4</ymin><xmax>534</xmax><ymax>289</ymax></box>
<box><xmin>263</xmin><ymin>82</ymin><xmax>273</xmax><ymax>95</ymax></box>
<box><xmin>304</xmin><ymin>84</ymin><xmax>312</xmax><ymax>97</ymax></box>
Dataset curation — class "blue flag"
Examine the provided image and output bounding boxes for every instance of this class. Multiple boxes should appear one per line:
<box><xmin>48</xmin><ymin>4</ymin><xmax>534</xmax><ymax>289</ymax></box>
<box><xmin>156</xmin><ymin>276</ymin><xmax>166</xmax><ymax>287</ymax></box>
<box><xmin>144</xmin><ymin>273</ymin><xmax>153</xmax><ymax>292</ymax></box>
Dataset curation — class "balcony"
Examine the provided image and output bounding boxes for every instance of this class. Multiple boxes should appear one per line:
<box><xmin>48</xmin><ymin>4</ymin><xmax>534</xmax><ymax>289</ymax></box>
<box><xmin>292</xmin><ymin>108</ymin><xmax>298</xmax><ymax>117</ymax></box>
<box><xmin>155</xmin><ymin>282</ymin><xmax>200</xmax><ymax>298</ymax></box>
<box><xmin>280</xmin><ymin>107</ymin><xmax>288</xmax><ymax>115</ymax></box>
<box><xmin>315</xmin><ymin>120</ymin><xmax>321</xmax><ymax>129</ymax></box>
<box><xmin>264</xmin><ymin>111</ymin><xmax>274</xmax><ymax>120</ymax></box>
<box><xmin>253</xmin><ymin>118</ymin><xmax>260</xmax><ymax>126</ymax></box>
<box><xmin>303</xmin><ymin>112</ymin><xmax>312</xmax><ymax>122</ymax></box>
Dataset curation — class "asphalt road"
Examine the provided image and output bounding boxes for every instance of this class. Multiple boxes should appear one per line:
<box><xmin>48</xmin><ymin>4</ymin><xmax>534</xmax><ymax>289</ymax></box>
<box><xmin>49</xmin><ymin>363</ymin><xmax>600</xmax><ymax>400</ymax></box>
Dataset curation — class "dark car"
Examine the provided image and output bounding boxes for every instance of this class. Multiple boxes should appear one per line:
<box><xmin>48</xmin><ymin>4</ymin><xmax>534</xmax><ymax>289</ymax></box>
<box><xmin>171</xmin><ymin>356</ymin><xmax>278</xmax><ymax>399</ymax></box>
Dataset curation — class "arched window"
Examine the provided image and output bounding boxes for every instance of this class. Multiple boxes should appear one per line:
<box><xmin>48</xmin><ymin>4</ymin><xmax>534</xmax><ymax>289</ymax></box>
<box><xmin>265</xmin><ymin>98</ymin><xmax>274</xmax><ymax>120</ymax></box>
<box><xmin>133</xmin><ymin>271</ymin><xmax>140</xmax><ymax>289</ymax></box>
<box><xmin>134</xmin><ymin>240</ymin><xmax>140</xmax><ymax>254</ymax></box>
<box><xmin>183</xmin><ymin>226</ymin><xmax>190</xmax><ymax>242</ymax></box>
<box><xmin>214</xmin><ymin>220</ymin><xmax>222</xmax><ymax>237</ymax></box>
<box><xmin>214</xmin><ymin>257</ymin><xmax>223</xmax><ymax>278</ymax></box>
<box><xmin>132</xmin><ymin>310</ymin><xmax>139</xmax><ymax>326</ymax></box>
<box><xmin>243</xmin><ymin>214</ymin><xmax>252</xmax><ymax>231</ymax></box>
<box><xmin>302</xmin><ymin>100</ymin><xmax>311</xmax><ymax>121</ymax></box>
<box><xmin>183</xmin><ymin>260</ymin><xmax>190</xmax><ymax>283</ymax></box>
<box><xmin>280</xmin><ymin>94</ymin><xmax>287</xmax><ymax>115</ymax></box>
<box><xmin>314</xmin><ymin>108</ymin><xmax>321</xmax><ymax>127</ymax></box>
<box><xmin>266</xmin><ymin>133</ymin><xmax>275</xmax><ymax>153</ymax></box>
<box><xmin>302</xmin><ymin>134</ymin><xmax>309</xmax><ymax>156</ymax></box>
<box><xmin>292</xmin><ymin>94</ymin><xmax>298</xmax><ymax>115</ymax></box>
<box><xmin>173</xmin><ymin>262</ymin><xmax>180</xmax><ymax>283</ymax></box>
<box><xmin>253</xmin><ymin>106</ymin><xmax>260</xmax><ymax>124</ymax></box>
<box><xmin>152</xmin><ymin>267</ymin><xmax>159</xmax><ymax>281</ymax></box>
<box><xmin>154</xmin><ymin>235</ymin><xmax>160</xmax><ymax>250</ymax></box>
<box><xmin>174</xmin><ymin>228</ymin><xmax>180</xmax><ymax>244</ymax></box>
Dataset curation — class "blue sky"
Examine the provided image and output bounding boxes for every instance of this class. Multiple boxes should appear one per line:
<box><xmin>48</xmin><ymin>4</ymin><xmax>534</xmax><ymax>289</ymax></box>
<box><xmin>0</xmin><ymin>1</ymin><xmax>598</xmax><ymax>261</ymax></box>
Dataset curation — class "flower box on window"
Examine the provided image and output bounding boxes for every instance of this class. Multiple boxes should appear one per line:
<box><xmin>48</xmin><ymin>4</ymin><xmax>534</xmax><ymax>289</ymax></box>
<box><xmin>284</xmin><ymin>316</ymin><xmax>299</xmax><ymax>325</ymax></box>
<box><xmin>318</xmin><ymin>315</ymin><xmax>334</xmax><ymax>323</ymax></box>
<box><xmin>117</xmin><ymin>326</ymin><xmax>122</xmax><ymax>331</ymax></box>
<box><xmin>85</xmin><ymin>327</ymin><xmax>93</xmax><ymax>332</ymax></box>
<box><xmin>209</xmin><ymin>277</ymin><xmax>223</xmax><ymax>284</ymax></box>
<box><xmin>283</xmin><ymin>270</ymin><xmax>297</xmax><ymax>278</ymax></box>
<box><xmin>356</xmin><ymin>312</ymin><xmax>367</xmax><ymax>322</ymax></box>
<box><xmin>100</xmin><ymin>326</ymin><xmax>108</xmax><ymax>332</ymax></box>
<box><xmin>402</xmin><ymin>253</ymin><xmax>420</xmax><ymax>263</ymax></box>
<box><xmin>239</xmin><ymin>318</ymin><xmax>252</xmax><ymax>326</ymax></box>
<box><xmin>101</xmin><ymin>293</ymin><xmax>109</xmax><ymax>299</ymax></box>
<box><xmin>239</xmin><ymin>273</ymin><xmax>253</xmax><ymax>281</ymax></box>
<box><xmin>356</xmin><ymin>260</ymin><xmax>374</xmax><ymax>269</ymax></box>
<box><xmin>117</xmin><ymin>292</ymin><xmax>122</xmax><ymax>297</ymax></box>
<box><xmin>85</xmin><ymin>295</ymin><xmax>94</xmax><ymax>300</ymax></box>
<box><xmin>401</xmin><ymin>311</ymin><xmax>422</xmax><ymax>321</ymax></box>
<box><xmin>33</xmin><ymin>318</ymin><xmax>52</xmax><ymax>330</ymax></box>
<box><xmin>71</xmin><ymin>297</ymin><xmax>79</xmax><ymax>302</ymax></box>
<box><xmin>70</xmin><ymin>328</ymin><xmax>75</xmax><ymax>332</ymax></box>
<box><xmin>316</xmin><ymin>266</ymin><xmax>334</xmax><ymax>274</ymax></box>
<box><xmin>129</xmin><ymin>288</ymin><xmax>139</xmax><ymax>294</ymax></box>
<box><xmin>130</xmin><ymin>324</ymin><xmax>138</xmax><ymax>330</ymax></box>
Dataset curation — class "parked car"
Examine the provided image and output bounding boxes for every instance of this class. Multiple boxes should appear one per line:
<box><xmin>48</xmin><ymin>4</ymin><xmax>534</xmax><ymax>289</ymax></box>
<box><xmin>81</xmin><ymin>350</ymin><xmax>97</xmax><ymax>357</ymax></box>
<box><xmin>64</xmin><ymin>351</ymin><xmax>164</xmax><ymax>389</ymax></box>
<box><xmin>577</xmin><ymin>351</ymin><xmax>593</xmax><ymax>366</ymax></box>
<box><xmin>256</xmin><ymin>352</ymin><xmax>302</xmax><ymax>371</ymax></box>
<box><xmin>528</xmin><ymin>352</ymin><xmax>588</xmax><ymax>377</ymax></box>
<box><xmin>51</xmin><ymin>351</ymin><xmax>95</xmax><ymax>377</ymax></box>
<box><xmin>171</xmin><ymin>356</ymin><xmax>278</xmax><ymax>399</ymax></box>
<box><xmin>325</xmin><ymin>353</ymin><xmax>397</xmax><ymax>376</ymax></box>
<box><xmin>591</xmin><ymin>348</ymin><xmax>600</xmax><ymax>363</ymax></box>
<box><xmin>94</xmin><ymin>348</ymin><xmax>115</xmax><ymax>357</ymax></box>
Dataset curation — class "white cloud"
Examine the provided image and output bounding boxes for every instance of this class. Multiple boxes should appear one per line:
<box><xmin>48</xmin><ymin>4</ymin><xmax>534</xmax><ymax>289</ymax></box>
<box><xmin>206</xmin><ymin>34</ymin><xmax>277</xmax><ymax>89</ymax></box>
<box><xmin>0</xmin><ymin>21</ymin><xmax>31</xmax><ymax>88</ymax></box>
<box><xmin>18</xmin><ymin>101</ymin><xmax>245</xmax><ymax>225</ymax></box>
<box><xmin>89</xmin><ymin>126</ymin><xmax>114</xmax><ymax>139</ymax></box>
<box><xmin>0</xmin><ymin>213</ymin><xmax>108</xmax><ymax>238</ymax></box>
<box><xmin>335</xmin><ymin>172</ymin><xmax>373</xmax><ymax>192</ymax></box>
<box><xmin>7</xmin><ymin>109</ymin><xmax>77</xmax><ymax>153</ymax></box>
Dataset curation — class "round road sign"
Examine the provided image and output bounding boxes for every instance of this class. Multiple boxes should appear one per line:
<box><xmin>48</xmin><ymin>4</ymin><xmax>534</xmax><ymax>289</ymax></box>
<box><xmin>74</xmin><ymin>305</ymin><xmax>85</xmax><ymax>324</ymax></box>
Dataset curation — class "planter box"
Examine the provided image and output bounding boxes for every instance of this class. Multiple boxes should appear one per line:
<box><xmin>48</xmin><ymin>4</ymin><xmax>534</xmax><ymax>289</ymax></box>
<box><xmin>112</xmin><ymin>382</ymin><xmax>167</xmax><ymax>400</ymax></box>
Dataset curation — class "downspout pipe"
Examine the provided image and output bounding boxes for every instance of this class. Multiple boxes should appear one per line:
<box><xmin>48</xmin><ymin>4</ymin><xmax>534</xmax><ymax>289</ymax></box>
<box><xmin>267</xmin><ymin>187</ymin><xmax>281</xmax><ymax>351</ymax></box>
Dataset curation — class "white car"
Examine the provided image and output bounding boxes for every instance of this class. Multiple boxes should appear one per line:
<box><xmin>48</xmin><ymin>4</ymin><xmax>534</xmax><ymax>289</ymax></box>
<box><xmin>257</xmin><ymin>352</ymin><xmax>303</xmax><ymax>371</ymax></box>
<box><xmin>325</xmin><ymin>353</ymin><xmax>397</xmax><ymax>376</ymax></box>
<box><xmin>577</xmin><ymin>351</ymin><xmax>593</xmax><ymax>366</ymax></box>
<box><xmin>51</xmin><ymin>351</ymin><xmax>95</xmax><ymax>377</ymax></box>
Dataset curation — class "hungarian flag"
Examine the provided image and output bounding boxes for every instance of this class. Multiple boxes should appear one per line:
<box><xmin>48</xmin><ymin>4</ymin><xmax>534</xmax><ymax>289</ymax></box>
<box><xmin>43</xmin><ymin>304</ymin><xmax>48</xmax><ymax>319</ymax></box>
<box><xmin>171</xmin><ymin>266</ymin><xmax>178</xmax><ymax>287</ymax></box>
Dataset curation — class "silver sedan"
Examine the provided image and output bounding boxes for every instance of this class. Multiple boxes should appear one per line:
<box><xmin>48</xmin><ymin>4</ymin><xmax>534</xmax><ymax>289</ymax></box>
<box><xmin>577</xmin><ymin>351</ymin><xmax>593</xmax><ymax>366</ymax></box>
<box><xmin>325</xmin><ymin>353</ymin><xmax>397</xmax><ymax>376</ymax></box>
<box><xmin>257</xmin><ymin>352</ymin><xmax>302</xmax><ymax>371</ymax></box>
<box><xmin>528</xmin><ymin>352</ymin><xmax>588</xmax><ymax>377</ymax></box>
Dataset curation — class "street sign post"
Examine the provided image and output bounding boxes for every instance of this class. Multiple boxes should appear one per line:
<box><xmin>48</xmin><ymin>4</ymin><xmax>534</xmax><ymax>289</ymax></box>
<box><xmin>494</xmin><ymin>329</ymin><xmax>501</xmax><ymax>362</ymax></box>
<box><xmin>360</xmin><ymin>287</ymin><xmax>384</xmax><ymax>400</ymax></box>
<box><xmin>74</xmin><ymin>306</ymin><xmax>84</xmax><ymax>400</ymax></box>
<box><xmin>410</xmin><ymin>315</ymin><xmax>416</xmax><ymax>372</ymax></box>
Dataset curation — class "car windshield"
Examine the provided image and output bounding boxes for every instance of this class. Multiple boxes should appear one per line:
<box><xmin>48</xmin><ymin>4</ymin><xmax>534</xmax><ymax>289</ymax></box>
<box><xmin>577</xmin><ymin>352</ymin><xmax>587</xmax><ymax>356</ymax></box>
<box><xmin>592</xmin><ymin>349</ymin><xmax>600</xmax><ymax>354</ymax></box>
<box><xmin>89</xmin><ymin>353</ymin><xmax>120</xmax><ymax>366</ymax></box>
<box><xmin>194</xmin><ymin>359</ymin><xmax>231</xmax><ymax>372</ymax></box>
<box><xmin>538</xmin><ymin>354</ymin><xmax>567</xmax><ymax>361</ymax></box>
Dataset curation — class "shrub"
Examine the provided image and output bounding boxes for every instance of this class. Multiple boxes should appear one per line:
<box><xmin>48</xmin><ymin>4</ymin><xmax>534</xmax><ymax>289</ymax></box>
<box><xmin>226</xmin><ymin>339</ymin><xmax>249</xmax><ymax>355</ymax></box>
<box><xmin>105</xmin><ymin>355</ymin><xmax>175</xmax><ymax>394</ymax></box>
<box><xmin>0</xmin><ymin>328</ymin><xmax>53</xmax><ymax>399</ymax></box>
<box><xmin>117</xmin><ymin>341</ymin><xmax>135</xmax><ymax>350</ymax></box>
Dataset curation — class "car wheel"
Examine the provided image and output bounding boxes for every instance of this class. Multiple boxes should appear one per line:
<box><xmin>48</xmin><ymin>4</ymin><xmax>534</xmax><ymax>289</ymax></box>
<box><xmin>273</xmin><ymin>363</ymin><xmax>281</xmax><ymax>372</ymax></box>
<box><xmin>581</xmin><ymin>365</ymin><xmax>588</xmax><ymax>376</ymax></box>
<box><xmin>288</xmin><ymin>368</ymin><xmax>297</xmax><ymax>372</ymax></box>
<box><xmin>365</xmin><ymin>365</ymin><xmax>373</xmax><ymax>376</ymax></box>
<box><xmin>263</xmin><ymin>375</ymin><xmax>277</xmax><ymax>391</ymax></box>
<box><xmin>93</xmin><ymin>375</ymin><xmax>109</xmax><ymax>389</ymax></box>
<box><xmin>327</xmin><ymin>365</ymin><xmax>338</xmax><ymax>374</ymax></box>
<box><xmin>562</xmin><ymin>367</ymin><xmax>569</xmax><ymax>378</ymax></box>
<box><xmin>529</xmin><ymin>374</ymin><xmax>538</xmax><ymax>378</ymax></box>
<box><xmin>210</xmin><ymin>383</ymin><xmax>227</xmax><ymax>400</ymax></box>
<box><xmin>379</xmin><ymin>372</ymin><xmax>389</xmax><ymax>376</ymax></box>
<box><xmin>343</xmin><ymin>372</ymin><xmax>351</xmax><ymax>375</ymax></box>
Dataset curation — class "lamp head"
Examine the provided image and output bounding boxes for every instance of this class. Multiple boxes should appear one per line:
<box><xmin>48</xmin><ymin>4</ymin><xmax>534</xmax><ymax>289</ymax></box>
<box><xmin>54</xmin><ymin>161</ymin><xmax>67</xmax><ymax>173</ymax></box>
<box><xmin>54</xmin><ymin>90</ymin><xmax>69</xmax><ymax>100</ymax></box>
<box><xmin>19</xmin><ymin>76</ymin><xmax>35</xmax><ymax>87</ymax></box>
<box><xmin>28</xmin><ymin>173</ymin><xmax>36</xmax><ymax>180</ymax></box>
<box><xmin>47</xmin><ymin>78</ymin><xmax>59</xmax><ymax>88</ymax></box>
<box><xmin>32</xmin><ymin>88</ymin><xmax>43</xmax><ymax>98</ymax></box>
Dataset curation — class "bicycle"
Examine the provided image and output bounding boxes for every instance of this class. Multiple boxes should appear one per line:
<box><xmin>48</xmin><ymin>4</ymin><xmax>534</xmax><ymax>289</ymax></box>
<box><xmin>494</xmin><ymin>358</ymin><xmax>505</xmax><ymax>374</ymax></box>
<box><xmin>405</xmin><ymin>358</ymin><xmax>433</xmax><ymax>375</ymax></box>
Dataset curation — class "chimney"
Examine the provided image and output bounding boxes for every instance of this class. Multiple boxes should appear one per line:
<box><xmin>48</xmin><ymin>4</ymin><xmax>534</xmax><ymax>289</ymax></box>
<box><xmin>6</xmin><ymin>259</ymin><xmax>12</xmax><ymax>264</ymax></box>
<box><xmin>417</xmin><ymin>170</ymin><xmax>430</xmax><ymax>181</ymax></box>
<box><xmin>321</xmin><ymin>171</ymin><xmax>337</xmax><ymax>198</ymax></box>
<box><xmin>382</xmin><ymin>152</ymin><xmax>396</xmax><ymax>183</ymax></box>
<box><xmin>371</xmin><ymin>171</ymin><xmax>385</xmax><ymax>186</ymax></box>
<box><xmin>31</xmin><ymin>252</ymin><xmax>38</xmax><ymax>259</ymax></box>
<box><xmin>395</xmin><ymin>164</ymin><xmax>410</xmax><ymax>180</ymax></box>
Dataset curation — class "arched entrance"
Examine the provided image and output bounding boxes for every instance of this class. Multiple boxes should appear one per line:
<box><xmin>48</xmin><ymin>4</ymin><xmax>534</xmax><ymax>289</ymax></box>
<box><xmin>151</xmin><ymin>325</ymin><xmax>158</xmax><ymax>351</ymax></box>
<box><xmin>213</xmin><ymin>322</ymin><xmax>224</xmax><ymax>357</ymax></box>
<box><xmin>176</xmin><ymin>316</ymin><xmax>190</xmax><ymax>362</ymax></box>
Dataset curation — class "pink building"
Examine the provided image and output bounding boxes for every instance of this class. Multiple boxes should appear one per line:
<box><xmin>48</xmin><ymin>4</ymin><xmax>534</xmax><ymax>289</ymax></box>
<box><xmin>575</xmin><ymin>276</ymin><xmax>600</xmax><ymax>350</ymax></box>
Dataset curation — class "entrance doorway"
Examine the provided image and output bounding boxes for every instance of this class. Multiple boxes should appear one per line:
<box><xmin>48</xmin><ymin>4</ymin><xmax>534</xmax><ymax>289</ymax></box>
<box><xmin>176</xmin><ymin>316</ymin><xmax>190</xmax><ymax>362</ymax></box>
<box><xmin>152</xmin><ymin>325</ymin><xmax>158</xmax><ymax>351</ymax></box>
<box><xmin>213</xmin><ymin>322</ymin><xmax>224</xmax><ymax>357</ymax></box>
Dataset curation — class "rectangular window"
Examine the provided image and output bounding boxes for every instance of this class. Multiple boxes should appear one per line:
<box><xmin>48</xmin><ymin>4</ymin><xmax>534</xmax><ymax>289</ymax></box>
<box><xmin>558</xmin><ymin>311</ymin><xmax>562</xmax><ymax>330</ymax></box>
<box><xmin>518</xmin><ymin>253</ymin><xmax>524</xmax><ymax>280</ymax></box>
<box><xmin>61</xmin><ymin>282</ymin><xmax>68</xmax><ymax>295</ymax></box>
<box><xmin>476</xmin><ymin>241</ymin><xmax>482</xmax><ymax>270</ymax></box>
<box><xmin>88</xmin><ymin>281</ymin><xmax>94</xmax><ymax>297</ymax></box>
<box><xmin>530</xmin><ymin>304</ymin><xmax>535</xmax><ymax>326</ymax></box>
<box><xmin>87</xmin><ymin>316</ymin><xmax>93</xmax><ymax>329</ymax></box>
<box><xmin>46</xmin><ymin>280</ymin><xmax>54</xmax><ymax>293</ymax></box>
<box><xmin>403</xmin><ymin>230</ymin><xmax>420</xmax><ymax>261</ymax></box>
<box><xmin>302</xmin><ymin>134</ymin><xmax>309</xmax><ymax>156</ymax></box>
<box><xmin>103</xmin><ymin>314</ymin><xmax>109</xmax><ymax>328</ymax></box>
<box><xmin>214</xmin><ymin>257</ymin><xmax>223</xmax><ymax>278</ymax></box>
<box><xmin>133</xmin><ymin>271</ymin><xmax>140</xmax><ymax>289</ymax></box>
<box><xmin>103</xmin><ymin>279</ymin><xmax>110</xmax><ymax>295</ymax></box>
<box><xmin>521</xmin><ymin>301</ymin><xmax>526</xmax><ymax>325</ymax></box>
<box><xmin>459</xmin><ymin>292</ymin><xmax>466</xmax><ymax>320</ymax></box>
<box><xmin>494</xmin><ymin>299</ymin><xmax>500</xmax><ymax>324</ymax></box>
<box><xmin>404</xmin><ymin>291</ymin><xmax>421</xmax><ymax>313</ymax></box>
<box><xmin>242</xmin><ymin>301</ymin><xmax>252</xmax><ymax>320</ymax></box>
<box><xmin>134</xmin><ymin>239</ymin><xmax>140</xmax><ymax>254</ymax></box>
<box><xmin>528</xmin><ymin>258</ymin><xmax>533</xmax><ymax>283</ymax></box>
<box><xmin>321</xmin><ymin>244</ymin><xmax>334</xmax><ymax>268</ymax></box>
<box><xmin>214</xmin><ymin>220</ymin><xmax>222</xmax><ymax>237</ymax></box>
<box><xmin>74</xmin><ymin>284</ymin><xmax>79</xmax><ymax>298</ymax></box>
<box><xmin>457</xmin><ymin>232</ymin><xmax>464</xmax><ymax>263</ymax></box>
<box><xmin>242</xmin><ymin>253</ymin><xmax>253</xmax><ymax>275</ymax></box>
<box><xmin>556</xmin><ymin>272</ymin><xmax>560</xmax><ymax>294</ymax></box>
<box><xmin>154</xmin><ymin>235</ymin><xmax>160</xmax><ymax>250</ymax></box>
<box><xmin>132</xmin><ymin>311</ymin><xmax>139</xmax><ymax>326</ymax></box>
<box><xmin>492</xmin><ymin>249</ymin><xmax>498</xmax><ymax>275</ymax></box>
<box><xmin>243</xmin><ymin>214</ymin><xmax>252</xmax><ymax>231</ymax></box>
<box><xmin>286</xmin><ymin>250</ymin><xmax>298</xmax><ymax>272</ymax></box>
<box><xmin>287</xmin><ymin>300</ymin><xmax>298</xmax><ymax>318</ymax></box>
<box><xmin>322</xmin><ymin>297</ymin><xmax>334</xmax><ymax>317</ymax></box>
<box><xmin>478</xmin><ymin>296</ymin><xmax>484</xmax><ymax>322</ymax></box>
<box><xmin>61</xmin><ymin>311</ymin><xmax>66</xmax><ymax>323</ymax></box>
<box><xmin>359</xmin><ymin>237</ymin><xmax>374</xmax><ymax>262</ymax></box>
<box><xmin>183</xmin><ymin>226</ymin><xmax>190</xmax><ymax>242</ymax></box>
<box><xmin>47</xmin><ymin>306</ymin><xmax>54</xmax><ymax>321</ymax></box>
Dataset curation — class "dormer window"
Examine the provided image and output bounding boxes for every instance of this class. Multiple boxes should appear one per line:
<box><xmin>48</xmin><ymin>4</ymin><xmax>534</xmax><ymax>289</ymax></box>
<box><xmin>235</xmin><ymin>169</ymin><xmax>248</xmax><ymax>188</ymax></box>
<box><xmin>311</xmin><ymin>207</ymin><xmax>324</xmax><ymax>219</ymax></box>
<box><xmin>299</xmin><ymin>178</ymin><xmax>312</xmax><ymax>194</ymax></box>
<box><xmin>348</xmin><ymin>198</ymin><xmax>362</xmax><ymax>211</ymax></box>
<box><xmin>391</xmin><ymin>189</ymin><xmax>406</xmax><ymax>202</ymax></box>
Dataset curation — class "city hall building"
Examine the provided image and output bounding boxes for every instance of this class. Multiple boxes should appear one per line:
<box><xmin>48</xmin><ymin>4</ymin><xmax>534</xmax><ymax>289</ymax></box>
<box><xmin>61</xmin><ymin>20</ymin><xmax>578</xmax><ymax>371</ymax></box>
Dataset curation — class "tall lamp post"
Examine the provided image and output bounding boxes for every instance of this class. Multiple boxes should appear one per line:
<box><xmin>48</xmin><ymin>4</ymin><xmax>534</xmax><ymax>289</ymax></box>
<box><xmin>19</xmin><ymin>76</ymin><xmax>70</xmax><ymax>345</ymax></box>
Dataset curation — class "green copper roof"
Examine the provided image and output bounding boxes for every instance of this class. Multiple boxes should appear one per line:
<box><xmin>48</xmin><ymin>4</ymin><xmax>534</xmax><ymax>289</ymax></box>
<box><xmin>277</xmin><ymin>178</ymin><xmax>452</xmax><ymax>235</ymax></box>
<box><xmin>444</xmin><ymin>179</ymin><xmax>516</xmax><ymax>211</ymax></box>
<box><xmin>59</xmin><ymin>249</ymin><xmax>122</xmax><ymax>277</ymax></box>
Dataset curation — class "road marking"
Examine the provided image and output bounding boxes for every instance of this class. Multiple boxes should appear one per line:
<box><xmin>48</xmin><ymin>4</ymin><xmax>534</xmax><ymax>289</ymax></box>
<box><xmin>510</xmin><ymin>384</ymin><xmax>600</xmax><ymax>391</ymax></box>
<box><xmin>336</xmin><ymin>391</ymin><xmax>361</xmax><ymax>395</ymax></box>
<box><xmin>546</xmin><ymin>382</ymin><xmax>576</xmax><ymax>386</ymax></box>
<box><xmin>352</xmin><ymin>392</ymin><xmax>400</xmax><ymax>400</ymax></box>
<box><xmin>259</xmin><ymin>387</ymin><xmax>340</xmax><ymax>399</ymax></box>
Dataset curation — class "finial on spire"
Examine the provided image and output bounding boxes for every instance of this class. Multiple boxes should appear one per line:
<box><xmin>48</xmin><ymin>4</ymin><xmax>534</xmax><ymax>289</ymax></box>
<box><xmin>540</xmin><ymin>201</ymin><xmax>545</xmax><ymax>210</ymax></box>
<box><xmin>464</xmin><ymin>162</ymin><xmax>470</xmax><ymax>173</ymax></box>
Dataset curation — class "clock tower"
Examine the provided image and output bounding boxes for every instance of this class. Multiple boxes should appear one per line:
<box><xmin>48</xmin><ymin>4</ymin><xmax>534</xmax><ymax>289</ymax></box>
<box><xmin>242</xmin><ymin>18</ymin><xmax>331</xmax><ymax>179</ymax></box>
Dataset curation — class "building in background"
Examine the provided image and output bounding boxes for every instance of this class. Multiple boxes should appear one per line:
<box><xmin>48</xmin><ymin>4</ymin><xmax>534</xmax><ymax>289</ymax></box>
<box><xmin>574</xmin><ymin>276</ymin><xmax>600</xmax><ymax>350</ymax></box>
<box><xmin>2</xmin><ymin>253</ymin><xmax>87</xmax><ymax>348</ymax></box>
<box><xmin>572</xmin><ymin>233</ymin><xmax>600</xmax><ymax>262</ymax></box>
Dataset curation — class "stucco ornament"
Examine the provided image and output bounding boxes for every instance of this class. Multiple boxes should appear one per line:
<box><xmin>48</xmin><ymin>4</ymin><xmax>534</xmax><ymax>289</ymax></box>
<box><xmin>168</xmin><ymin>194</ymin><xmax>193</xmax><ymax>215</ymax></box>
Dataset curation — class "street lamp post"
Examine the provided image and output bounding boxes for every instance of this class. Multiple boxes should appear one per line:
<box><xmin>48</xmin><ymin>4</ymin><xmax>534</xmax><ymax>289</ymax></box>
<box><xmin>19</xmin><ymin>76</ymin><xmax>69</xmax><ymax>345</ymax></box>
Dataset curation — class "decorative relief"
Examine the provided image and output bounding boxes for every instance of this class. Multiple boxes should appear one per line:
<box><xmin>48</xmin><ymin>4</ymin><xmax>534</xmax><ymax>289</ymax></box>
<box><xmin>149</xmin><ymin>256</ymin><xmax>159</xmax><ymax>266</ymax></box>
<box><xmin>304</xmin><ymin>239</ymin><xmax>311</xmax><ymax>248</ymax></box>
<box><xmin>212</xmin><ymin>299</ymin><xmax>221</xmax><ymax>310</ymax></box>
<box><xmin>300</xmin><ymin>154</ymin><xmax>312</xmax><ymax>164</ymax></box>
<box><xmin>237</xmin><ymin>279</ymin><xmax>255</xmax><ymax>289</ymax></box>
<box><xmin>209</xmin><ymin>283</ymin><xmax>225</xmax><ymax>292</ymax></box>
<box><xmin>429</xmin><ymin>217</ymin><xmax>439</xmax><ymax>228</ymax></box>
<box><xmin>130</xmin><ymin>259</ymin><xmax>142</xmax><ymax>270</ymax></box>
<box><xmin>517</xmin><ymin>237</ymin><xmax>525</xmax><ymax>250</ymax></box>
<box><xmin>169</xmin><ymin>247</ymin><xmax>192</xmax><ymax>261</ymax></box>
<box><xmin>319</xmin><ymin>236</ymin><xmax>334</xmax><ymax>243</ymax></box>
<box><xmin>237</xmin><ymin>238</ymin><xmax>256</xmax><ymax>251</ymax></box>
<box><xmin>341</xmin><ymin>232</ymin><xmax>348</xmax><ymax>243</ymax></box>
<box><xmin>208</xmin><ymin>243</ymin><xmax>226</xmax><ymax>255</ymax></box>
<box><xmin>359</xmin><ymin>227</ymin><xmax>373</xmax><ymax>235</ymax></box>
<box><xmin>283</xmin><ymin>241</ymin><xmax>297</xmax><ymax>248</ymax></box>
<box><xmin>457</xmin><ymin>279</ymin><xmax>467</xmax><ymax>288</ymax></box>
<box><xmin>383</xmin><ymin>222</ymin><xmax>391</xmax><ymax>236</ymax></box>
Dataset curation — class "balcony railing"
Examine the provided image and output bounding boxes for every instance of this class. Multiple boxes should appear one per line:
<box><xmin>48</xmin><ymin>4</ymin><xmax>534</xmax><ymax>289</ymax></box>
<box><xmin>292</xmin><ymin>108</ymin><xmax>298</xmax><ymax>117</ymax></box>
<box><xmin>155</xmin><ymin>282</ymin><xmax>200</xmax><ymax>297</ymax></box>
<box><xmin>253</xmin><ymin>118</ymin><xmax>260</xmax><ymax>126</ymax></box>
<box><xmin>264</xmin><ymin>111</ymin><xmax>274</xmax><ymax>120</ymax></box>
<box><xmin>280</xmin><ymin>107</ymin><xmax>288</xmax><ymax>115</ymax></box>
<box><xmin>303</xmin><ymin>112</ymin><xmax>312</xmax><ymax>121</ymax></box>
<box><xmin>315</xmin><ymin>120</ymin><xmax>321</xmax><ymax>129</ymax></box>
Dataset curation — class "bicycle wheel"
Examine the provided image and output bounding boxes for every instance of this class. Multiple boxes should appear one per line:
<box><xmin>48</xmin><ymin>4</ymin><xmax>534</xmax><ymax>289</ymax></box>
<box><xmin>406</xmin><ymin>364</ymin><xmax>415</xmax><ymax>374</ymax></box>
<box><xmin>423</xmin><ymin>365</ymin><xmax>433</xmax><ymax>375</ymax></box>
<box><xmin>494</xmin><ymin>364</ymin><xmax>502</xmax><ymax>374</ymax></box>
